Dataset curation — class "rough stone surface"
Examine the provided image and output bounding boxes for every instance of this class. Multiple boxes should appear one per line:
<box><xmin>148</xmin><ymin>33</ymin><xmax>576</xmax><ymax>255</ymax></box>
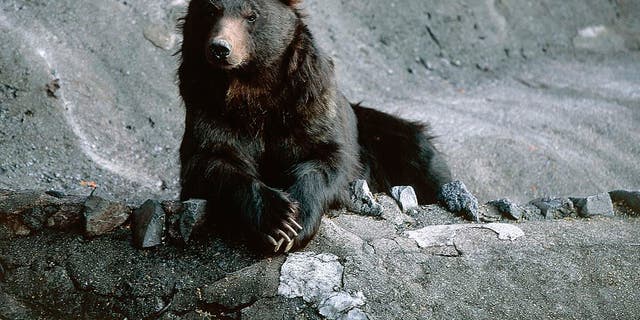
<box><xmin>278</xmin><ymin>252</ymin><xmax>370</xmax><ymax>320</ymax></box>
<box><xmin>438</xmin><ymin>180</ymin><xmax>480</xmax><ymax>221</ymax></box>
<box><xmin>390</xmin><ymin>186</ymin><xmax>419</xmax><ymax>212</ymax></box>
<box><xmin>572</xmin><ymin>193</ymin><xmax>615</xmax><ymax>217</ymax></box>
<box><xmin>83</xmin><ymin>195</ymin><xmax>130</xmax><ymax>237</ymax></box>
<box><xmin>530</xmin><ymin>197</ymin><xmax>577</xmax><ymax>219</ymax></box>
<box><xmin>348</xmin><ymin>180</ymin><xmax>383</xmax><ymax>216</ymax></box>
<box><xmin>132</xmin><ymin>199</ymin><xmax>166</xmax><ymax>248</ymax></box>
<box><xmin>0</xmin><ymin>190</ymin><xmax>639</xmax><ymax>319</ymax></box>
<box><xmin>179</xmin><ymin>199</ymin><xmax>207</xmax><ymax>242</ymax></box>
<box><xmin>488</xmin><ymin>198</ymin><xmax>524</xmax><ymax>220</ymax></box>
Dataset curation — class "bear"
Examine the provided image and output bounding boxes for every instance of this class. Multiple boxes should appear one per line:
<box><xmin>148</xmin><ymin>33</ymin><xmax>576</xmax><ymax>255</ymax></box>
<box><xmin>178</xmin><ymin>0</ymin><xmax>454</xmax><ymax>253</ymax></box>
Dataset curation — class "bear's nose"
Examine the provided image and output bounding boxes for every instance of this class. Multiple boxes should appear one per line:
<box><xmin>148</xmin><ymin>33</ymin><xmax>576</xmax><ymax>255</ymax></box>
<box><xmin>210</xmin><ymin>39</ymin><xmax>232</xmax><ymax>59</ymax></box>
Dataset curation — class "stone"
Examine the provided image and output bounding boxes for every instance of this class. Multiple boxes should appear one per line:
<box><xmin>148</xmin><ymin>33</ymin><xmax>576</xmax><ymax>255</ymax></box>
<box><xmin>348</xmin><ymin>180</ymin><xmax>383</xmax><ymax>216</ymax></box>
<box><xmin>318</xmin><ymin>291</ymin><xmax>366</xmax><ymax>320</ymax></box>
<box><xmin>179</xmin><ymin>199</ymin><xmax>207</xmax><ymax>242</ymax></box>
<box><xmin>278</xmin><ymin>252</ymin><xmax>370</xmax><ymax>320</ymax></box>
<box><xmin>488</xmin><ymin>198</ymin><xmax>524</xmax><ymax>220</ymax></box>
<box><xmin>571</xmin><ymin>193</ymin><xmax>614</xmax><ymax>218</ymax></box>
<box><xmin>609</xmin><ymin>190</ymin><xmax>640</xmax><ymax>215</ymax></box>
<box><xmin>132</xmin><ymin>199</ymin><xmax>166</xmax><ymax>249</ymax></box>
<box><xmin>437</xmin><ymin>180</ymin><xmax>480</xmax><ymax>221</ymax></box>
<box><xmin>83</xmin><ymin>195</ymin><xmax>130</xmax><ymax>237</ymax></box>
<box><xmin>405</xmin><ymin>223</ymin><xmax>525</xmax><ymax>248</ymax></box>
<box><xmin>530</xmin><ymin>197</ymin><xmax>576</xmax><ymax>219</ymax></box>
<box><xmin>278</xmin><ymin>252</ymin><xmax>344</xmax><ymax>303</ymax></box>
<box><xmin>340</xmin><ymin>308</ymin><xmax>369</xmax><ymax>320</ymax></box>
<box><xmin>390</xmin><ymin>186</ymin><xmax>419</xmax><ymax>212</ymax></box>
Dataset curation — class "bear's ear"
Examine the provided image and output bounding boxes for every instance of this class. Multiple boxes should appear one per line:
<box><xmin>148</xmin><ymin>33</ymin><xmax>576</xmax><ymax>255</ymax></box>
<box><xmin>280</xmin><ymin>0</ymin><xmax>302</xmax><ymax>7</ymax></box>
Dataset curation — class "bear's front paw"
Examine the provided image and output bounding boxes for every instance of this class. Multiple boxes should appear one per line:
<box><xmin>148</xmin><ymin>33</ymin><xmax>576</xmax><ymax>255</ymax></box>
<box><xmin>259</xmin><ymin>187</ymin><xmax>303</xmax><ymax>253</ymax></box>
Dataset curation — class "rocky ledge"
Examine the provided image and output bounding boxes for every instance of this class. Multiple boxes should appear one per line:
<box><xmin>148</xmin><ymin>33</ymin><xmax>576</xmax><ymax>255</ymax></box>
<box><xmin>1</xmin><ymin>185</ymin><xmax>639</xmax><ymax>319</ymax></box>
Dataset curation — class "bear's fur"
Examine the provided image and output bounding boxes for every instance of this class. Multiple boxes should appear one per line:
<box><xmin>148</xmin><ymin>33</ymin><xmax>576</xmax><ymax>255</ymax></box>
<box><xmin>178</xmin><ymin>0</ymin><xmax>452</xmax><ymax>253</ymax></box>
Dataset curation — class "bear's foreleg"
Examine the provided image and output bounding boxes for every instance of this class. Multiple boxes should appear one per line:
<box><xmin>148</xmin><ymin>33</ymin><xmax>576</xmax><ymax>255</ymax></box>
<box><xmin>181</xmin><ymin>153</ymin><xmax>303</xmax><ymax>252</ymax></box>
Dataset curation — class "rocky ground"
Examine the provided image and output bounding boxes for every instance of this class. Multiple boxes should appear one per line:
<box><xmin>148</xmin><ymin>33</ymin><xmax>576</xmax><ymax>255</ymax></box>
<box><xmin>1</xmin><ymin>0</ymin><xmax>639</xmax><ymax>319</ymax></box>
<box><xmin>1</xmin><ymin>187</ymin><xmax>639</xmax><ymax>319</ymax></box>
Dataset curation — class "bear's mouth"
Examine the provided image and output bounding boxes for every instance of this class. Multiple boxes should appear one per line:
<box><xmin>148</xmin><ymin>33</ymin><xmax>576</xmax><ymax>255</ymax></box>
<box><xmin>205</xmin><ymin>54</ymin><xmax>245</xmax><ymax>70</ymax></box>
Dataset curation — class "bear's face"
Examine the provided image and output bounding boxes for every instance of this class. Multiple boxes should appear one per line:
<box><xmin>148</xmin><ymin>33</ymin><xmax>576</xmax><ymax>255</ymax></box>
<box><xmin>185</xmin><ymin>0</ymin><xmax>301</xmax><ymax>71</ymax></box>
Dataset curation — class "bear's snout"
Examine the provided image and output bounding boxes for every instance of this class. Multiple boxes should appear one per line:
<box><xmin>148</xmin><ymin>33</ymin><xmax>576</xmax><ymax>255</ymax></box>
<box><xmin>210</xmin><ymin>39</ymin><xmax>232</xmax><ymax>60</ymax></box>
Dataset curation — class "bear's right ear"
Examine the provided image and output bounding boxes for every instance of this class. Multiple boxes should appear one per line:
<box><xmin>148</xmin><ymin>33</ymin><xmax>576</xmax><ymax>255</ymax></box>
<box><xmin>280</xmin><ymin>0</ymin><xmax>302</xmax><ymax>7</ymax></box>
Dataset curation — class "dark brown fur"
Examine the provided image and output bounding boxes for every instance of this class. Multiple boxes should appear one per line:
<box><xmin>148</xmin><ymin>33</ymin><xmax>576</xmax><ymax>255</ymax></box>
<box><xmin>178</xmin><ymin>0</ymin><xmax>452</xmax><ymax>253</ymax></box>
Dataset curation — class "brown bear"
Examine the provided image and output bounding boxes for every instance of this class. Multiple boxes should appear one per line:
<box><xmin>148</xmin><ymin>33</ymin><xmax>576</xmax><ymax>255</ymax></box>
<box><xmin>178</xmin><ymin>0</ymin><xmax>453</xmax><ymax>253</ymax></box>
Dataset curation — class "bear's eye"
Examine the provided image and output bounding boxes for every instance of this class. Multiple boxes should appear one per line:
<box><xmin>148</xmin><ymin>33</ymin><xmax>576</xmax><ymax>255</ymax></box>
<box><xmin>246</xmin><ymin>12</ymin><xmax>258</xmax><ymax>23</ymax></box>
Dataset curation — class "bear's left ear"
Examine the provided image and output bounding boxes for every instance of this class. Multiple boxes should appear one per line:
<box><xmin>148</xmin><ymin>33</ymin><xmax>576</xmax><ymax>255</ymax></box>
<box><xmin>280</xmin><ymin>0</ymin><xmax>302</xmax><ymax>7</ymax></box>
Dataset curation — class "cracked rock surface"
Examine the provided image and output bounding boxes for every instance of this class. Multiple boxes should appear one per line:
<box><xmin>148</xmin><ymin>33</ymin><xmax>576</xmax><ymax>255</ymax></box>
<box><xmin>1</xmin><ymin>189</ymin><xmax>639</xmax><ymax>319</ymax></box>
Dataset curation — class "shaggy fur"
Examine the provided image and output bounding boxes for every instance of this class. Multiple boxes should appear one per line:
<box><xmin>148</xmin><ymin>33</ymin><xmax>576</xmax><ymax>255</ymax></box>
<box><xmin>178</xmin><ymin>0</ymin><xmax>452</xmax><ymax>252</ymax></box>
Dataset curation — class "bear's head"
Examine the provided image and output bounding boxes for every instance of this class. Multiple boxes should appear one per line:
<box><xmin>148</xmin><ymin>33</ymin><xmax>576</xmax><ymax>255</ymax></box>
<box><xmin>182</xmin><ymin>0</ymin><xmax>302</xmax><ymax>72</ymax></box>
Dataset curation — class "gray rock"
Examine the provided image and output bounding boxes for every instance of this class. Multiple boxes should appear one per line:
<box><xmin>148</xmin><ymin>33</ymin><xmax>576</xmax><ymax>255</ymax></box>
<box><xmin>571</xmin><ymin>193</ymin><xmax>614</xmax><ymax>218</ymax></box>
<box><xmin>339</xmin><ymin>308</ymin><xmax>369</xmax><ymax>320</ymax></box>
<box><xmin>83</xmin><ymin>195</ymin><xmax>130</xmax><ymax>237</ymax></box>
<box><xmin>179</xmin><ymin>199</ymin><xmax>207</xmax><ymax>242</ymax></box>
<box><xmin>530</xmin><ymin>197</ymin><xmax>577</xmax><ymax>219</ymax></box>
<box><xmin>610</xmin><ymin>190</ymin><xmax>640</xmax><ymax>215</ymax></box>
<box><xmin>319</xmin><ymin>291</ymin><xmax>366</xmax><ymax>320</ymax></box>
<box><xmin>390</xmin><ymin>186</ymin><xmax>419</xmax><ymax>212</ymax></box>
<box><xmin>278</xmin><ymin>252</ymin><xmax>370</xmax><ymax>319</ymax></box>
<box><xmin>348</xmin><ymin>180</ymin><xmax>383</xmax><ymax>216</ymax></box>
<box><xmin>437</xmin><ymin>180</ymin><xmax>479</xmax><ymax>221</ymax></box>
<box><xmin>278</xmin><ymin>252</ymin><xmax>344</xmax><ymax>303</ymax></box>
<box><xmin>132</xmin><ymin>199</ymin><xmax>166</xmax><ymax>249</ymax></box>
<box><xmin>488</xmin><ymin>198</ymin><xmax>524</xmax><ymax>220</ymax></box>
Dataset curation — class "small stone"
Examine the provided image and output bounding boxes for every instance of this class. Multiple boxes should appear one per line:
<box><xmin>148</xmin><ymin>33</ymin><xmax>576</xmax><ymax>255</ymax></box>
<box><xmin>83</xmin><ymin>196</ymin><xmax>130</xmax><ymax>237</ymax></box>
<box><xmin>391</xmin><ymin>186</ymin><xmax>419</xmax><ymax>212</ymax></box>
<box><xmin>571</xmin><ymin>193</ymin><xmax>614</xmax><ymax>218</ymax></box>
<box><xmin>437</xmin><ymin>180</ymin><xmax>479</xmax><ymax>221</ymax></box>
<box><xmin>132</xmin><ymin>199</ymin><xmax>166</xmax><ymax>249</ymax></box>
<box><xmin>318</xmin><ymin>291</ymin><xmax>366</xmax><ymax>320</ymax></box>
<box><xmin>488</xmin><ymin>198</ymin><xmax>524</xmax><ymax>220</ymax></box>
<box><xmin>348</xmin><ymin>180</ymin><xmax>383</xmax><ymax>216</ymax></box>
<box><xmin>180</xmin><ymin>199</ymin><xmax>207</xmax><ymax>242</ymax></box>
<box><xmin>529</xmin><ymin>197</ymin><xmax>576</xmax><ymax>219</ymax></box>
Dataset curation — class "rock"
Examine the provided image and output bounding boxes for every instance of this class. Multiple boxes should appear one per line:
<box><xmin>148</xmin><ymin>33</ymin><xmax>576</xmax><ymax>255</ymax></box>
<box><xmin>83</xmin><ymin>195</ymin><xmax>130</xmax><ymax>237</ymax></box>
<box><xmin>132</xmin><ymin>199</ymin><xmax>166</xmax><ymax>249</ymax></box>
<box><xmin>0</xmin><ymin>190</ymin><xmax>85</xmax><ymax>238</ymax></box>
<box><xmin>179</xmin><ymin>199</ymin><xmax>207</xmax><ymax>242</ymax></box>
<box><xmin>571</xmin><ymin>193</ymin><xmax>614</xmax><ymax>218</ymax></box>
<box><xmin>405</xmin><ymin>223</ymin><xmax>525</xmax><ymax>248</ymax></box>
<box><xmin>609</xmin><ymin>190</ymin><xmax>640</xmax><ymax>215</ymax></box>
<box><xmin>318</xmin><ymin>291</ymin><xmax>366</xmax><ymax>320</ymax></box>
<box><xmin>390</xmin><ymin>186</ymin><xmax>419</xmax><ymax>212</ymax></box>
<box><xmin>278</xmin><ymin>252</ymin><xmax>371</xmax><ymax>319</ymax></box>
<box><xmin>348</xmin><ymin>180</ymin><xmax>383</xmax><ymax>216</ymax></box>
<box><xmin>278</xmin><ymin>252</ymin><xmax>344</xmax><ymax>303</ymax></box>
<box><xmin>488</xmin><ymin>198</ymin><xmax>524</xmax><ymax>220</ymax></box>
<box><xmin>437</xmin><ymin>180</ymin><xmax>479</xmax><ymax>221</ymax></box>
<box><xmin>340</xmin><ymin>308</ymin><xmax>369</xmax><ymax>320</ymax></box>
<box><xmin>529</xmin><ymin>197</ymin><xmax>576</xmax><ymax>219</ymax></box>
